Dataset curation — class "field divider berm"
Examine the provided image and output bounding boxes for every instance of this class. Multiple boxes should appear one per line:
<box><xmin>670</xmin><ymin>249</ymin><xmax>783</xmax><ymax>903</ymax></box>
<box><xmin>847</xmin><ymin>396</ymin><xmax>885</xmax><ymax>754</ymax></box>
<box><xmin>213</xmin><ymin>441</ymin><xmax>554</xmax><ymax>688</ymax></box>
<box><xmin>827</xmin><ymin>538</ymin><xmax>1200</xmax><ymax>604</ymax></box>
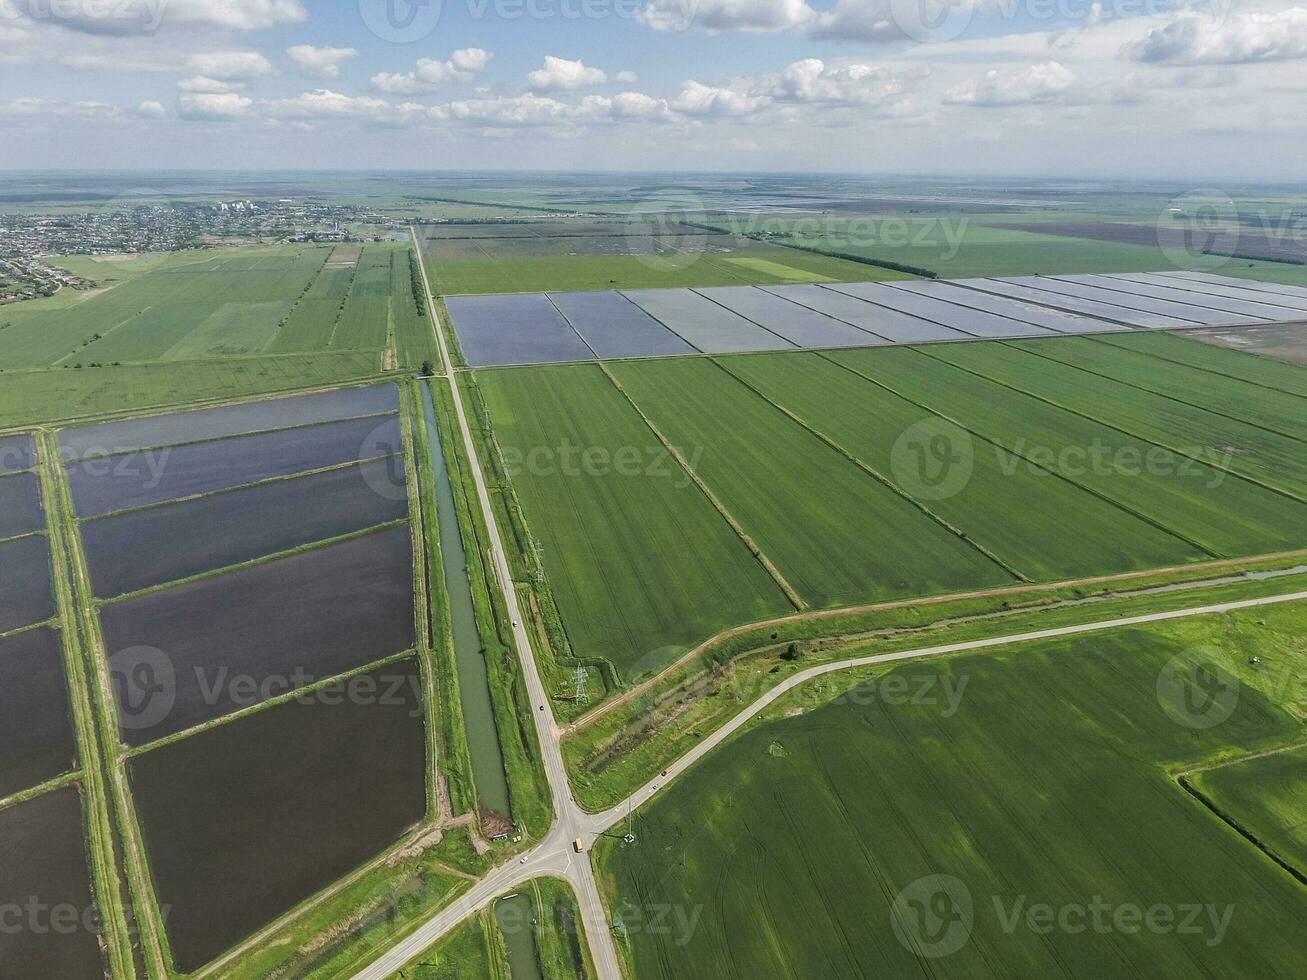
<box><xmin>37</xmin><ymin>428</ymin><xmax>163</xmax><ymax>980</ymax></box>
<box><xmin>709</xmin><ymin>356</ymin><xmax>1030</xmax><ymax>584</ymax></box>
<box><xmin>593</xmin><ymin>359</ymin><xmax>807</xmax><ymax>612</ymax></box>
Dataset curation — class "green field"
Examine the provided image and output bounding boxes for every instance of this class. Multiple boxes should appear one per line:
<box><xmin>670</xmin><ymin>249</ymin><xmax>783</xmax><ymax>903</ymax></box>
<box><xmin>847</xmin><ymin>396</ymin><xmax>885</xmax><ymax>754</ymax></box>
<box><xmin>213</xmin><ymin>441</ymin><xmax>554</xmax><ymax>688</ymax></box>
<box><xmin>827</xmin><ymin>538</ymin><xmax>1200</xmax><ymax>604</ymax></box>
<box><xmin>477</xmin><ymin>363</ymin><xmax>791</xmax><ymax>681</ymax></box>
<box><xmin>928</xmin><ymin>341</ymin><xmax>1307</xmax><ymax>500</ymax></box>
<box><xmin>1099</xmin><ymin>331</ymin><xmax>1307</xmax><ymax>398</ymax></box>
<box><xmin>598</xmin><ymin>602</ymin><xmax>1307</xmax><ymax>979</ymax></box>
<box><xmin>719</xmin><ymin>351</ymin><xmax>1202</xmax><ymax>580</ymax></box>
<box><xmin>829</xmin><ymin>345</ymin><xmax>1307</xmax><ymax>557</ymax></box>
<box><xmin>0</xmin><ymin>243</ymin><xmax>425</xmax><ymax>372</ymax></box>
<box><xmin>717</xmin><ymin>220</ymin><xmax>1185</xmax><ymax>278</ymax></box>
<box><xmin>421</xmin><ymin>229</ymin><xmax>913</xmax><ymax>295</ymax></box>
<box><xmin>0</xmin><ymin>351</ymin><xmax>382</xmax><ymax>428</ymax></box>
<box><xmin>471</xmin><ymin>336</ymin><xmax>1307</xmax><ymax>693</ymax></box>
<box><xmin>608</xmin><ymin>357</ymin><xmax>1015</xmax><ymax>607</ymax></box>
<box><xmin>1192</xmin><ymin>745</ymin><xmax>1307</xmax><ymax>877</ymax></box>
<box><xmin>0</xmin><ymin>241</ymin><xmax>443</xmax><ymax>429</ymax></box>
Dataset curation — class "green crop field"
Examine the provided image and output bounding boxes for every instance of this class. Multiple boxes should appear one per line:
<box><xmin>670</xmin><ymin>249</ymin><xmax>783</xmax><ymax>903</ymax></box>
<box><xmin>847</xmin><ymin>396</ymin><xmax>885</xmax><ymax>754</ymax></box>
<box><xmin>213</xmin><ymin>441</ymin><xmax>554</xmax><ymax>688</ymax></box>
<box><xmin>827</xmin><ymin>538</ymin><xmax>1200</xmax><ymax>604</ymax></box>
<box><xmin>477</xmin><ymin>363</ymin><xmax>791</xmax><ymax>680</ymax></box>
<box><xmin>0</xmin><ymin>352</ymin><xmax>382</xmax><ymax>428</ymax></box>
<box><xmin>927</xmin><ymin>341</ymin><xmax>1307</xmax><ymax>500</ymax></box>
<box><xmin>607</xmin><ymin>358</ymin><xmax>1015</xmax><ymax>607</ymax></box>
<box><xmin>0</xmin><ymin>243</ymin><xmax>424</xmax><ymax>372</ymax></box>
<box><xmin>829</xmin><ymin>345</ymin><xmax>1307</xmax><ymax>558</ymax></box>
<box><xmin>711</xmin><ymin>220</ymin><xmax>1183</xmax><ymax>278</ymax></box>
<box><xmin>598</xmin><ymin>601</ymin><xmax>1307</xmax><ymax>979</ymax></box>
<box><xmin>471</xmin><ymin>336</ymin><xmax>1307</xmax><ymax>693</ymax></box>
<box><xmin>1191</xmin><ymin>745</ymin><xmax>1307</xmax><ymax>876</ymax></box>
<box><xmin>420</xmin><ymin>230</ymin><xmax>912</xmax><ymax>295</ymax></box>
<box><xmin>1099</xmin><ymin>332</ymin><xmax>1307</xmax><ymax>398</ymax></box>
<box><xmin>719</xmin><ymin>351</ymin><xmax>1202</xmax><ymax>580</ymax></box>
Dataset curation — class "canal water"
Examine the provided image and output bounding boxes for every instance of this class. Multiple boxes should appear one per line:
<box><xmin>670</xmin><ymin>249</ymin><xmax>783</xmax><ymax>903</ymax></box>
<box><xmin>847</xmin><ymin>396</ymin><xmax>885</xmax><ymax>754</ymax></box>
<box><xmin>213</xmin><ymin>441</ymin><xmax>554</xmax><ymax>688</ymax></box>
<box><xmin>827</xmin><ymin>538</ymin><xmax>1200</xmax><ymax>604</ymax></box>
<box><xmin>420</xmin><ymin>380</ymin><xmax>512</xmax><ymax>819</ymax></box>
<box><xmin>495</xmin><ymin>894</ymin><xmax>545</xmax><ymax>980</ymax></box>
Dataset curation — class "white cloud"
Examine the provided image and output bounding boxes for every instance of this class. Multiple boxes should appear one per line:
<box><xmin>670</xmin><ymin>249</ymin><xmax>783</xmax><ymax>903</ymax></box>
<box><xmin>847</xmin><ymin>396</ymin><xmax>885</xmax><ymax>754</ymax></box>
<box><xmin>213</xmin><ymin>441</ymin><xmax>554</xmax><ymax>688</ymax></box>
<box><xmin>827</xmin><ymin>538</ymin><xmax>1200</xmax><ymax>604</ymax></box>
<box><xmin>371</xmin><ymin>48</ymin><xmax>493</xmax><ymax>93</ymax></box>
<box><xmin>946</xmin><ymin>61</ymin><xmax>1076</xmax><ymax>106</ymax></box>
<box><xmin>0</xmin><ymin>0</ymin><xmax>306</xmax><ymax>34</ymax></box>
<box><xmin>286</xmin><ymin>44</ymin><xmax>357</xmax><ymax>78</ymax></box>
<box><xmin>263</xmin><ymin>89</ymin><xmax>392</xmax><ymax>120</ymax></box>
<box><xmin>0</xmin><ymin>96</ymin><xmax>121</xmax><ymax>117</ymax></box>
<box><xmin>528</xmin><ymin>56</ymin><xmax>611</xmax><ymax>90</ymax></box>
<box><xmin>177</xmin><ymin>91</ymin><xmax>253</xmax><ymax>120</ymax></box>
<box><xmin>640</xmin><ymin>0</ymin><xmax>812</xmax><ymax>32</ymax></box>
<box><xmin>1124</xmin><ymin>9</ymin><xmax>1307</xmax><ymax>65</ymax></box>
<box><xmin>137</xmin><ymin>99</ymin><xmax>167</xmax><ymax>117</ymax></box>
<box><xmin>434</xmin><ymin>93</ymin><xmax>572</xmax><ymax>126</ymax></box>
<box><xmin>186</xmin><ymin>50</ymin><xmax>272</xmax><ymax>80</ymax></box>
<box><xmin>672</xmin><ymin>80</ymin><xmax>769</xmax><ymax>116</ymax></box>
<box><xmin>177</xmin><ymin>75</ymin><xmax>242</xmax><ymax>93</ymax></box>
<box><xmin>615</xmin><ymin>70</ymin><xmax>639</xmax><ymax>84</ymax></box>
<box><xmin>771</xmin><ymin>59</ymin><xmax>903</xmax><ymax>105</ymax></box>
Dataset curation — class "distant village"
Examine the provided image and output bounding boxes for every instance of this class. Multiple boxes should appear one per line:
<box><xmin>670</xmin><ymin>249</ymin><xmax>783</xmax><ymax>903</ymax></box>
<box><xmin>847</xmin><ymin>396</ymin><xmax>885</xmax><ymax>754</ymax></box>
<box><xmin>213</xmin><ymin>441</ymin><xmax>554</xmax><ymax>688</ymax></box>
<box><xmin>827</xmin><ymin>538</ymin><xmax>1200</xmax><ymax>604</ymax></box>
<box><xmin>0</xmin><ymin>199</ymin><xmax>403</xmax><ymax>304</ymax></box>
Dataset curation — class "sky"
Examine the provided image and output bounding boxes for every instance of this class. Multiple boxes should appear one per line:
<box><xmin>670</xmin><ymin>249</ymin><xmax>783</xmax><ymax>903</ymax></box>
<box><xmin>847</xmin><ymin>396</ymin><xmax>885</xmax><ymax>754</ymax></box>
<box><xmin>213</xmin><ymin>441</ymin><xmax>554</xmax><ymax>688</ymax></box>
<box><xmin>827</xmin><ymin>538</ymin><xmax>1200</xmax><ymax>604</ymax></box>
<box><xmin>1</xmin><ymin>0</ymin><xmax>1305</xmax><ymax>178</ymax></box>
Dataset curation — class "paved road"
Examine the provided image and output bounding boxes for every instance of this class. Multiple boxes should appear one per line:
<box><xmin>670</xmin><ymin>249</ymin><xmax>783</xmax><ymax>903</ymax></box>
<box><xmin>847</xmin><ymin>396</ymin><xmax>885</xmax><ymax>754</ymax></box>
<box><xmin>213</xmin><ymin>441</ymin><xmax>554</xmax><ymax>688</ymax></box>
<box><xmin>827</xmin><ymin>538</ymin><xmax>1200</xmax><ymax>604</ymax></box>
<box><xmin>357</xmin><ymin>229</ymin><xmax>1307</xmax><ymax>980</ymax></box>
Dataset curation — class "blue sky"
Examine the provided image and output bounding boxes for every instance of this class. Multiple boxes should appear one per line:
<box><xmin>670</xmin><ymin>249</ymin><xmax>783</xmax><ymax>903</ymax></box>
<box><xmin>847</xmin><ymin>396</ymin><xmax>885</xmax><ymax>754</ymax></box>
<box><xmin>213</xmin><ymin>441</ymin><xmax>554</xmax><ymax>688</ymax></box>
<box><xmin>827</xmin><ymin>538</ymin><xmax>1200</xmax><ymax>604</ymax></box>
<box><xmin>2</xmin><ymin>0</ymin><xmax>1305</xmax><ymax>178</ymax></box>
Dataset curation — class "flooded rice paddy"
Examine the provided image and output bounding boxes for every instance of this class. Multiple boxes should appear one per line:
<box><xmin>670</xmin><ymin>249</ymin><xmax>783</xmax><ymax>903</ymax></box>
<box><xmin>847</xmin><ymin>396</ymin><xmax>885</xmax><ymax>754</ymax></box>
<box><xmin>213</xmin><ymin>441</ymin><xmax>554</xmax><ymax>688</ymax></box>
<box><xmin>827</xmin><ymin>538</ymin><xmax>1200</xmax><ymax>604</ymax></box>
<box><xmin>81</xmin><ymin>457</ymin><xmax>408</xmax><ymax>597</ymax></box>
<box><xmin>128</xmin><ymin>658</ymin><xmax>428</xmax><ymax>972</ymax></box>
<box><xmin>0</xmin><ymin>787</ymin><xmax>103</xmax><ymax>977</ymax></box>
<box><xmin>0</xmin><ymin>534</ymin><xmax>55</xmax><ymax>633</ymax></box>
<box><xmin>58</xmin><ymin>384</ymin><xmax>399</xmax><ymax>458</ymax></box>
<box><xmin>0</xmin><ymin>627</ymin><xmax>77</xmax><ymax>799</ymax></box>
<box><xmin>65</xmin><ymin>414</ymin><xmax>402</xmax><ymax>517</ymax></box>
<box><xmin>99</xmin><ymin>525</ymin><xmax>416</xmax><ymax>745</ymax></box>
